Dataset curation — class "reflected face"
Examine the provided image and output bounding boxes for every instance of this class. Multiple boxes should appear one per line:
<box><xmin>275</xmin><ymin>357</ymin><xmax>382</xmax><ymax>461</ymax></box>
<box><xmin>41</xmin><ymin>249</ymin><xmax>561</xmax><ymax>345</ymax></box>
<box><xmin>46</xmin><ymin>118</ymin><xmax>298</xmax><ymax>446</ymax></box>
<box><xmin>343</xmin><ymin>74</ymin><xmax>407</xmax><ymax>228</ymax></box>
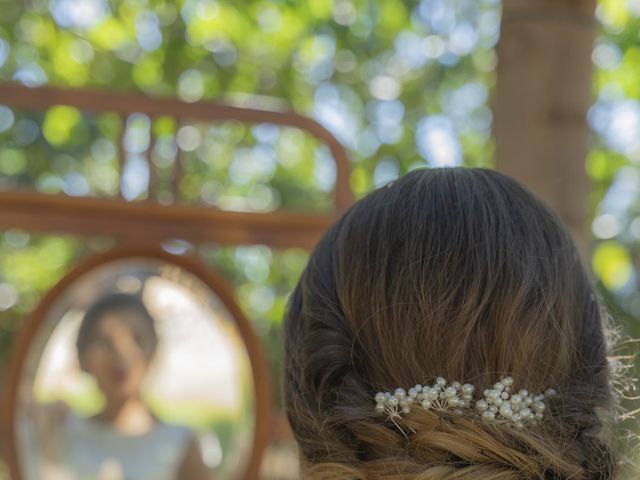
<box><xmin>80</xmin><ymin>310</ymin><xmax>156</xmax><ymax>401</ymax></box>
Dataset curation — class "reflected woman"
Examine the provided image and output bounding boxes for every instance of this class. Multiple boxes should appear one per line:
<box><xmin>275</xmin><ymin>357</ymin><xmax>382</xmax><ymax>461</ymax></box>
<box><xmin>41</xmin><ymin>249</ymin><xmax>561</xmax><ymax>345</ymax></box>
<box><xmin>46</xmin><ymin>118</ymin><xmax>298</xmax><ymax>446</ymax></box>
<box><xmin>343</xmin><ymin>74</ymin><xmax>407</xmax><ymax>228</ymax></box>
<box><xmin>38</xmin><ymin>293</ymin><xmax>213</xmax><ymax>480</ymax></box>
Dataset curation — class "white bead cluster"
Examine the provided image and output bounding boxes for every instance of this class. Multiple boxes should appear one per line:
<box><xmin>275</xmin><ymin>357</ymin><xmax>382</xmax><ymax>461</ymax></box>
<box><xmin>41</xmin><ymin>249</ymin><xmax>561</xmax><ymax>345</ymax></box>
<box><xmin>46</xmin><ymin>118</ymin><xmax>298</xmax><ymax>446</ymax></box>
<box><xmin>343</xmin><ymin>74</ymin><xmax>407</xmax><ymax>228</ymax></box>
<box><xmin>374</xmin><ymin>377</ymin><xmax>474</xmax><ymax>420</ymax></box>
<box><xmin>475</xmin><ymin>376</ymin><xmax>556</xmax><ymax>428</ymax></box>
<box><xmin>374</xmin><ymin>376</ymin><xmax>556</xmax><ymax>429</ymax></box>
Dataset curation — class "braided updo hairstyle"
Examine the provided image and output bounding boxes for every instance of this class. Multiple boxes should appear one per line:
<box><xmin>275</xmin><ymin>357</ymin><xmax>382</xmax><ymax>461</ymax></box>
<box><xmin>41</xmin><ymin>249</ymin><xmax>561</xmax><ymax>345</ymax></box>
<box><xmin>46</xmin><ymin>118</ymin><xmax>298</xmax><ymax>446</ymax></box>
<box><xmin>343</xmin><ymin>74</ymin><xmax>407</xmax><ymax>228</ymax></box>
<box><xmin>283</xmin><ymin>167</ymin><xmax>618</xmax><ymax>479</ymax></box>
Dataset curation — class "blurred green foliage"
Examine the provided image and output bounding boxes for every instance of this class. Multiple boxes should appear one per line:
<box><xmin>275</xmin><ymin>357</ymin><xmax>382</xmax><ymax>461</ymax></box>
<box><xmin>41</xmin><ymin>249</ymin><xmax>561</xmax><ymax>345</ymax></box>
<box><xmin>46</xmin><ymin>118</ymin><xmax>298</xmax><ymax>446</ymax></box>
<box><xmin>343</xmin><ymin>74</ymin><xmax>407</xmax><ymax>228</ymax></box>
<box><xmin>0</xmin><ymin>0</ymin><xmax>638</xmax><ymax>476</ymax></box>
<box><xmin>589</xmin><ymin>0</ymin><xmax>640</xmax><ymax>331</ymax></box>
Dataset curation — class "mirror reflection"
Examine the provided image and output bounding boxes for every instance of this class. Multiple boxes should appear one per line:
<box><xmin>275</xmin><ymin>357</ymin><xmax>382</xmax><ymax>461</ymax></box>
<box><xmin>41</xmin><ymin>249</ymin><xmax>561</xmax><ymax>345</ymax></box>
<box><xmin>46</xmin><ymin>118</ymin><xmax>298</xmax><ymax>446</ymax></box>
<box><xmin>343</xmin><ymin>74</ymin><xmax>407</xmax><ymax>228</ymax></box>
<box><xmin>16</xmin><ymin>259</ymin><xmax>254</xmax><ymax>480</ymax></box>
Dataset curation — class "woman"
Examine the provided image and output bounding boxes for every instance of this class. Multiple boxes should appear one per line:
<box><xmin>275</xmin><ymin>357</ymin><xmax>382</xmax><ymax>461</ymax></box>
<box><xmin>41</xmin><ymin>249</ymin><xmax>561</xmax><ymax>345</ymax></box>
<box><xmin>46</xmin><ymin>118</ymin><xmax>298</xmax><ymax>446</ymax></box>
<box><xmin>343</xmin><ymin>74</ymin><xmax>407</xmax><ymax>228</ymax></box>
<box><xmin>284</xmin><ymin>167</ymin><xmax>620</xmax><ymax>479</ymax></box>
<box><xmin>36</xmin><ymin>293</ymin><xmax>212</xmax><ymax>480</ymax></box>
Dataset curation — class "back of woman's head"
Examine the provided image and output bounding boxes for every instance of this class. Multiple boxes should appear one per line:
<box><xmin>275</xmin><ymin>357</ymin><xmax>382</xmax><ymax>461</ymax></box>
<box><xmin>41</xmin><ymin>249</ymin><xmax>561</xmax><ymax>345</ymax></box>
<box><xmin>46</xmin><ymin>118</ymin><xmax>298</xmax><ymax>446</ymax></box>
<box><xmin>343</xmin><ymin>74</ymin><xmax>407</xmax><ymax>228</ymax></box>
<box><xmin>284</xmin><ymin>167</ymin><xmax>618</xmax><ymax>479</ymax></box>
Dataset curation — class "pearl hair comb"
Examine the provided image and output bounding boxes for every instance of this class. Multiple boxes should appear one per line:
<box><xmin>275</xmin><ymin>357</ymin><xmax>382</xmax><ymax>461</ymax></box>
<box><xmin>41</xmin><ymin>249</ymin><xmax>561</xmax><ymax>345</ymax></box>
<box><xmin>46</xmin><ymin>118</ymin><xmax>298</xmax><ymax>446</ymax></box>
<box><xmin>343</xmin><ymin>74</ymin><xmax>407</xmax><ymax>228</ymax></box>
<box><xmin>374</xmin><ymin>376</ymin><xmax>556</xmax><ymax>431</ymax></box>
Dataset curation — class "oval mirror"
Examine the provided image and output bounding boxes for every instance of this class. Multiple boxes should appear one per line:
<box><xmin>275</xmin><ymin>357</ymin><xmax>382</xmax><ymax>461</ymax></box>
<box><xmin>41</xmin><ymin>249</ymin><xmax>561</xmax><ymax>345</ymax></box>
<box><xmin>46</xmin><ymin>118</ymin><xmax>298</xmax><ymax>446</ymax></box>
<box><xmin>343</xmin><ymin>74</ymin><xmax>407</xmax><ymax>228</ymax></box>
<box><xmin>1</xmin><ymin>247</ymin><xmax>272</xmax><ymax>480</ymax></box>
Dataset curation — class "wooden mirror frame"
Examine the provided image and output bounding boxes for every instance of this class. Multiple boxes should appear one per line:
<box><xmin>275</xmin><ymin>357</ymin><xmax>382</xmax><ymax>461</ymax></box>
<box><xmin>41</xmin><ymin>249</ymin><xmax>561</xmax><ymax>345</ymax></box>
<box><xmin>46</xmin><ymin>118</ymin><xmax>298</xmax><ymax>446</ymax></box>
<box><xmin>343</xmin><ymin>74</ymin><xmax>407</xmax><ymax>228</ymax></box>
<box><xmin>0</xmin><ymin>245</ymin><xmax>273</xmax><ymax>480</ymax></box>
<box><xmin>0</xmin><ymin>83</ymin><xmax>353</xmax><ymax>249</ymax></box>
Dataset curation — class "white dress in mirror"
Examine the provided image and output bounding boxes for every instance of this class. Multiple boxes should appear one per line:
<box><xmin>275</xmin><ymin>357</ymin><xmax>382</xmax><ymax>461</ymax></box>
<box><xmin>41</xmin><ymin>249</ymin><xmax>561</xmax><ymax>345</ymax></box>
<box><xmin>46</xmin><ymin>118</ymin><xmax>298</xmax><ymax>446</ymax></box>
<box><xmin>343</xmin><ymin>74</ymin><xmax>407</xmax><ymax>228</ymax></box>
<box><xmin>30</xmin><ymin>409</ymin><xmax>192</xmax><ymax>480</ymax></box>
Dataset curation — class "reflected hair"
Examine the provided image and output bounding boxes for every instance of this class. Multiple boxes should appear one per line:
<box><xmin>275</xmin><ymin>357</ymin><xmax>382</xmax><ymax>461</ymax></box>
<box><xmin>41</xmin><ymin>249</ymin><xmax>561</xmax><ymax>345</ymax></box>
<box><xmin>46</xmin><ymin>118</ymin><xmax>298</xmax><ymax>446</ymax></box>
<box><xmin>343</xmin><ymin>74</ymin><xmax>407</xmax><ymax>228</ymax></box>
<box><xmin>284</xmin><ymin>167</ymin><xmax>618</xmax><ymax>479</ymax></box>
<box><xmin>76</xmin><ymin>292</ymin><xmax>158</xmax><ymax>356</ymax></box>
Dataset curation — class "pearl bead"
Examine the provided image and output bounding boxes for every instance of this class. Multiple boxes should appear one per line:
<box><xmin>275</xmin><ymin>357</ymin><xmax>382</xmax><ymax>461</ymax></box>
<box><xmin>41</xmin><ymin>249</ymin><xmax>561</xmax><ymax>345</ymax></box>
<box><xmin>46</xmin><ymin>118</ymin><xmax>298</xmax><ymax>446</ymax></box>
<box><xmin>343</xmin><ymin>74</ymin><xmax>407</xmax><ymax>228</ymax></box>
<box><xmin>394</xmin><ymin>388</ymin><xmax>406</xmax><ymax>400</ymax></box>
<box><xmin>494</xmin><ymin>382</ymin><xmax>504</xmax><ymax>391</ymax></box>
<box><xmin>402</xmin><ymin>406</ymin><xmax>410</xmax><ymax>414</ymax></box>
<box><xmin>510</xmin><ymin>394</ymin><xmax>522</xmax><ymax>405</ymax></box>
<box><xmin>436</xmin><ymin>377</ymin><xmax>447</xmax><ymax>387</ymax></box>
<box><xmin>408</xmin><ymin>388</ymin><xmax>417</xmax><ymax>398</ymax></box>
<box><xmin>476</xmin><ymin>400</ymin><xmax>488</xmax><ymax>412</ymax></box>
<box><xmin>388</xmin><ymin>397</ymin><xmax>399</xmax><ymax>407</ymax></box>
<box><xmin>499</xmin><ymin>405</ymin><xmax>512</xmax><ymax>417</ymax></box>
<box><xmin>451</xmin><ymin>381</ymin><xmax>462</xmax><ymax>390</ymax></box>
<box><xmin>445</xmin><ymin>387</ymin><xmax>457</xmax><ymax>397</ymax></box>
<box><xmin>482</xmin><ymin>410</ymin><xmax>495</xmax><ymax>419</ymax></box>
<box><xmin>375</xmin><ymin>403</ymin><xmax>385</xmax><ymax>413</ymax></box>
<box><xmin>421</xmin><ymin>400</ymin><xmax>432</xmax><ymax>409</ymax></box>
<box><xmin>545</xmin><ymin>389</ymin><xmax>557</xmax><ymax>398</ymax></box>
<box><xmin>502</xmin><ymin>377</ymin><xmax>514</xmax><ymax>387</ymax></box>
<box><xmin>462</xmin><ymin>384</ymin><xmax>474</xmax><ymax>395</ymax></box>
<box><xmin>375</xmin><ymin>393</ymin><xmax>386</xmax><ymax>404</ymax></box>
<box><xmin>501</xmin><ymin>392</ymin><xmax>509</xmax><ymax>400</ymax></box>
<box><xmin>415</xmin><ymin>384</ymin><xmax>423</xmax><ymax>392</ymax></box>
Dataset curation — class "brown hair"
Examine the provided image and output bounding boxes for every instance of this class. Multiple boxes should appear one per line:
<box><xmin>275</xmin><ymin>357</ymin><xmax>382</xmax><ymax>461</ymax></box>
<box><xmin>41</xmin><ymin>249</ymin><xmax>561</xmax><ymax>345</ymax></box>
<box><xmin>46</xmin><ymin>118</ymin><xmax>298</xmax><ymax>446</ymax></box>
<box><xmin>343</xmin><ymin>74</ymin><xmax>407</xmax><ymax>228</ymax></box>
<box><xmin>76</xmin><ymin>292</ymin><xmax>158</xmax><ymax>357</ymax></box>
<box><xmin>284</xmin><ymin>167</ymin><xmax>618</xmax><ymax>479</ymax></box>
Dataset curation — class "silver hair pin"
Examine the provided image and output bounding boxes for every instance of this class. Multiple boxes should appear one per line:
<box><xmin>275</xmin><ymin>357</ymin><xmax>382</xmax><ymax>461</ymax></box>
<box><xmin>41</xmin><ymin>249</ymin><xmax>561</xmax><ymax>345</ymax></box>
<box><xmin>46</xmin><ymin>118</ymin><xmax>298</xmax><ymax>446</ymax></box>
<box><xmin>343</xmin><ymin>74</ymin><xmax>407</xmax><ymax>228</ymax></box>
<box><xmin>374</xmin><ymin>376</ymin><xmax>556</xmax><ymax>429</ymax></box>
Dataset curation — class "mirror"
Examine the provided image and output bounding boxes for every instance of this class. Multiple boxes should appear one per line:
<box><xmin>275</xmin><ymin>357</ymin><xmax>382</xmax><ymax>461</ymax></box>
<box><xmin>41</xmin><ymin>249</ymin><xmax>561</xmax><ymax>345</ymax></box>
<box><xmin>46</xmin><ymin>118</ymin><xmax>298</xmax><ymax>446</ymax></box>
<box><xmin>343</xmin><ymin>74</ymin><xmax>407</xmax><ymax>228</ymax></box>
<box><xmin>5</xmin><ymin>250</ymin><xmax>270</xmax><ymax>480</ymax></box>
